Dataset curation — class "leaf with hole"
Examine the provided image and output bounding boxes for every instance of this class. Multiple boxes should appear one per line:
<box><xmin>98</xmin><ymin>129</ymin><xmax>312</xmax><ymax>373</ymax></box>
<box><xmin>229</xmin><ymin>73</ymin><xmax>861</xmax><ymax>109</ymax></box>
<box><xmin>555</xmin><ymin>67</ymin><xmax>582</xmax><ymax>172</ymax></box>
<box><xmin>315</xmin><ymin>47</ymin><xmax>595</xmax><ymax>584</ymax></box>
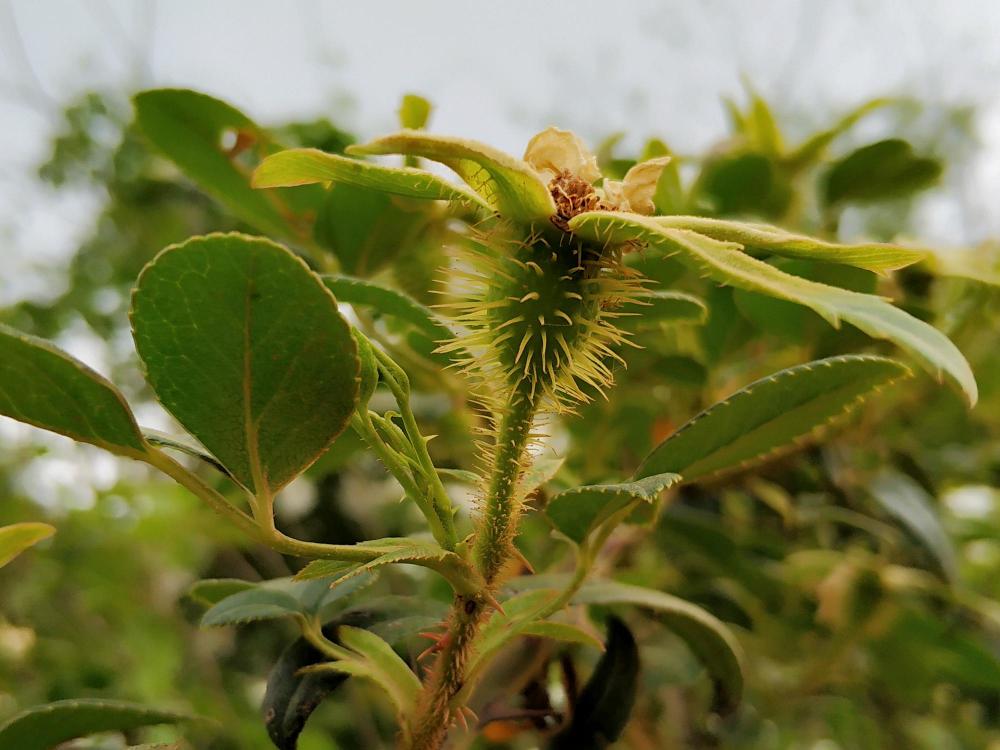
<box><xmin>131</xmin><ymin>233</ymin><xmax>359</xmax><ymax>496</ymax></box>
<box><xmin>570</xmin><ymin>213</ymin><xmax>976</xmax><ymax>405</ymax></box>
<box><xmin>636</xmin><ymin>355</ymin><xmax>911</xmax><ymax>482</ymax></box>
<box><xmin>134</xmin><ymin>89</ymin><xmax>293</xmax><ymax>237</ymax></box>
<box><xmin>0</xmin><ymin>324</ymin><xmax>146</xmax><ymax>458</ymax></box>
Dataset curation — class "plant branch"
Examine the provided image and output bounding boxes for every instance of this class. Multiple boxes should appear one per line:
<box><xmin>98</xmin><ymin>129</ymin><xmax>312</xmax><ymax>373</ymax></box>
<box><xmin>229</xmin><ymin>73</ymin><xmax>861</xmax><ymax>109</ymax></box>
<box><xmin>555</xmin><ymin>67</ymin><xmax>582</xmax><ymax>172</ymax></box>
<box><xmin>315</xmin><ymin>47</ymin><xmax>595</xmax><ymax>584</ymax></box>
<box><xmin>473</xmin><ymin>379</ymin><xmax>540</xmax><ymax>584</ymax></box>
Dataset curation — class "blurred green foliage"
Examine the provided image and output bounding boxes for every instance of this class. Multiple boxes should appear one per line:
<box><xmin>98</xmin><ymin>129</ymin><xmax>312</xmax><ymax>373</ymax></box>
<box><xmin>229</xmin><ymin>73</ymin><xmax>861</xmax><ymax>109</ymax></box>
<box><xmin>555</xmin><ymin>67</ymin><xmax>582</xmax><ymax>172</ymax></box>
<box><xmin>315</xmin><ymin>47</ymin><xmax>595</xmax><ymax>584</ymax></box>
<box><xmin>0</xmin><ymin>85</ymin><xmax>998</xmax><ymax>749</ymax></box>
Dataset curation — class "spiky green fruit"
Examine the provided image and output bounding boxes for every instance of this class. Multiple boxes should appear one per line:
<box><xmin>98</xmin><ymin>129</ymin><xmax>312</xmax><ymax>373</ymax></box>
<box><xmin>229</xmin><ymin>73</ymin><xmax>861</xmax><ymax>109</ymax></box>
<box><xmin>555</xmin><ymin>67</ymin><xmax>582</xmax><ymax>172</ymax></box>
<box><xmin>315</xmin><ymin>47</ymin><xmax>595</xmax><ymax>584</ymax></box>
<box><xmin>441</xmin><ymin>227</ymin><xmax>640</xmax><ymax>412</ymax></box>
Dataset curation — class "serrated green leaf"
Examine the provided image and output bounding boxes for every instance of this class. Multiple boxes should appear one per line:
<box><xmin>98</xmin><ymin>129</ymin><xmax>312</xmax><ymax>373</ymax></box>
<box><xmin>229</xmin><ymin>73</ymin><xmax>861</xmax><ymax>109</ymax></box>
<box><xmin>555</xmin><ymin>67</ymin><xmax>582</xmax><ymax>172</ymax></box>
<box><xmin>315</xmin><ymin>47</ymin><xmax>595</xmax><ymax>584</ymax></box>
<box><xmin>519</xmin><ymin>620</ymin><xmax>604</xmax><ymax>650</ymax></box>
<box><xmin>573</xmin><ymin>580</ymin><xmax>744</xmax><ymax>714</ymax></box>
<box><xmin>314</xmin><ymin>625</ymin><xmax>422</xmax><ymax>730</ymax></box>
<box><xmin>546</xmin><ymin>473</ymin><xmax>682</xmax><ymax>544</ymax></box>
<box><xmin>570</xmin><ymin>213</ymin><xmax>977</xmax><ymax>405</ymax></box>
<box><xmin>134</xmin><ymin>89</ymin><xmax>292</xmax><ymax>237</ymax></box>
<box><xmin>0</xmin><ymin>699</ymin><xmax>194</xmax><ymax>750</ymax></box>
<box><xmin>131</xmin><ymin>233</ymin><xmax>359</xmax><ymax>495</ymax></box>
<box><xmin>185</xmin><ymin>578</ymin><xmax>257</xmax><ymax>609</ymax></box>
<box><xmin>627</xmin><ymin>290</ymin><xmax>707</xmax><ymax>327</ymax></box>
<box><xmin>869</xmin><ymin>470</ymin><xmax>958</xmax><ymax>582</ymax></box>
<box><xmin>0</xmin><ymin>324</ymin><xmax>146</xmax><ymax>458</ymax></box>
<box><xmin>201</xmin><ymin>588</ymin><xmax>303</xmax><ymax>627</ymax></box>
<box><xmin>655</xmin><ymin>215</ymin><xmax>925</xmax><ymax>273</ymax></box>
<box><xmin>823</xmin><ymin>139</ymin><xmax>942</xmax><ymax>206</ymax></box>
<box><xmin>520</xmin><ymin>454</ymin><xmax>565</xmax><ymax>495</ymax></box>
<box><xmin>636</xmin><ymin>355</ymin><xmax>911</xmax><ymax>482</ymax></box>
<box><xmin>294</xmin><ymin>558</ymin><xmax>360</xmax><ymax>582</ymax></box>
<box><xmin>551</xmin><ymin>616</ymin><xmax>639</xmax><ymax>749</ymax></box>
<box><xmin>322</xmin><ymin>275</ymin><xmax>453</xmax><ymax>342</ymax></box>
<box><xmin>348</xmin><ymin>130</ymin><xmax>556</xmax><ymax>222</ymax></box>
<box><xmin>252</xmin><ymin>148</ymin><xmax>490</xmax><ymax>212</ymax></box>
<box><xmin>198</xmin><ymin>573</ymin><xmax>376</xmax><ymax>626</ymax></box>
<box><xmin>470</xmin><ymin>589</ymin><xmax>561</xmax><ymax>672</ymax></box>
<box><xmin>296</xmin><ymin>538</ymin><xmax>458</xmax><ymax>591</ymax></box>
<box><xmin>0</xmin><ymin>523</ymin><xmax>55</xmax><ymax>568</ymax></box>
<box><xmin>330</xmin><ymin>541</ymin><xmax>457</xmax><ymax>588</ymax></box>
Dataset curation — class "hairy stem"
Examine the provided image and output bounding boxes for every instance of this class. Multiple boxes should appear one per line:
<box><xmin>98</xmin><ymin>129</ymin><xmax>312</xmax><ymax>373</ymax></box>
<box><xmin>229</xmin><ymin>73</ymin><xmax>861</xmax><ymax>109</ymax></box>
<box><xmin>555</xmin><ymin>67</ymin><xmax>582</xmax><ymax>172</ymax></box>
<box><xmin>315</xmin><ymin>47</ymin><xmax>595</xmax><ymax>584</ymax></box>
<box><xmin>408</xmin><ymin>593</ymin><xmax>488</xmax><ymax>750</ymax></box>
<box><xmin>408</xmin><ymin>380</ymin><xmax>542</xmax><ymax>749</ymax></box>
<box><xmin>473</xmin><ymin>379</ymin><xmax>540</xmax><ymax>584</ymax></box>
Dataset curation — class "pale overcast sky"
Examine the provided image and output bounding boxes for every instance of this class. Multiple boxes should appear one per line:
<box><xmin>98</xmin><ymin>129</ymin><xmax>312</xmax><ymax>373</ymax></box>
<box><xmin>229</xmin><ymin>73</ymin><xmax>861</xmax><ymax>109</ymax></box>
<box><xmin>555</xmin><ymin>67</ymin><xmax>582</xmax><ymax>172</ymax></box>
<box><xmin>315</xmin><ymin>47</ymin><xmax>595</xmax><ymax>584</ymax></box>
<box><xmin>2</xmin><ymin>0</ymin><xmax>1000</xmax><ymax>309</ymax></box>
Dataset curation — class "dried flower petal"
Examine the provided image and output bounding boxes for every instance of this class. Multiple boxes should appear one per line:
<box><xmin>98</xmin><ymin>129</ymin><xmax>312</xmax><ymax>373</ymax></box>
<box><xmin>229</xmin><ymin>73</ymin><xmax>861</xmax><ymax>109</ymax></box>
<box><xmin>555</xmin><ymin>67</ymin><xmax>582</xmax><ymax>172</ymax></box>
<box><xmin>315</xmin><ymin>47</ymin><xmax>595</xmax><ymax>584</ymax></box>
<box><xmin>622</xmin><ymin>156</ymin><xmax>672</xmax><ymax>215</ymax></box>
<box><xmin>524</xmin><ymin>127</ymin><xmax>602</xmax><ymax>184</ymax></box>
<box><xmin>599</xmin><ymin>178</ymin><xmax>631</xmax><ymax>212</ymax></box>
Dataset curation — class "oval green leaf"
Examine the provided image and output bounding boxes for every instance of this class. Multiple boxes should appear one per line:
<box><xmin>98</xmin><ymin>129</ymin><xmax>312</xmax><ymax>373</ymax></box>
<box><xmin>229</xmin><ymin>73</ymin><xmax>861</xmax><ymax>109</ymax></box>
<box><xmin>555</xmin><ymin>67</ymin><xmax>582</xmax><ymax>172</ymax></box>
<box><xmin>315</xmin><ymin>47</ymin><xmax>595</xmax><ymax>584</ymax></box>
<box><xmin>570</xmin><ymin>212</ymin><xmax>976</xmax><ymax>406</ymax></box>
<box><xmin>823</xmin><ymin>139</ymin><xmax>942</xmax><ymax>206</ymax></box>
<box><xmin>0</xmin><ymin>324</ymin><xmax>146</xmax><ymax>458</ymax></box>
<box><xmin>131</xmin><ymin>233</ymin><xmax>360</xmax><ymax>495</ymax></box>
<box><xmin>0</xmin><ymin>699</ymin><xmax>194</xmax><ymax>750</ymax></box>
<box><xmin>348</xmin><ymin>130</ymin><xmax>556</xmax><ymax>222</ymax></box>
<box><xmin>573</xmin><ymin>581</ymin><xmax>744</xmax><ymax>714</ymax></box>
<box><xmin>201</xmin><ymin>588</ymin><xmax>304</xmax><ymax>627</ymax></box>
<box><xmin>636</xmin><ymin>355</ymin><xmax>912</xmax><ymax>482</ymax></box>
